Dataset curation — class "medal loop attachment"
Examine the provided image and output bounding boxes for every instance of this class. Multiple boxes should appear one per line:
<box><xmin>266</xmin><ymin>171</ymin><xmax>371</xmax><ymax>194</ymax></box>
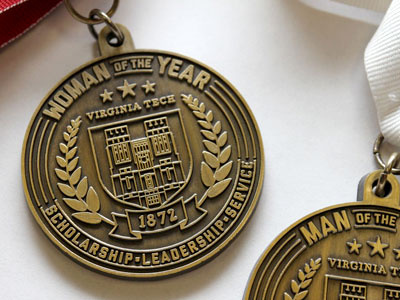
<box><xmin>64</xmin><ymin>0</ymin><xmax>119</xmax><ymax>25</ymax></box>
<box><xmin>374</xmin><ymin>133</ymin><xmax>400</xmax><ymax>174</ymax></box>
<box><xmin>375</xmin><ymin>152</ymin><xmax>400</xmax><ymax>197</ymax></box>
<box><xmin>88</xmin><ymin>9</ymin><xmax>124</xmax><ymax>45</ymax></box>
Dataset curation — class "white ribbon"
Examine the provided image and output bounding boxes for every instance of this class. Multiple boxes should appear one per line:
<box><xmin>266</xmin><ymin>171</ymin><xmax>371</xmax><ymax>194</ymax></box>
<box><xmin>301</xmin><ymin>0</ymin><xmax>400</xmax><ymax>147</ymax></box>
<box><xmin>365</xmin><ymin>0</ymin><xmax>400</xmax><ymax>147</ymax></box>
<box><xmin>299</xmin><ymin>0</ymin><xmax>389</xmax><ymax>24</ymax></box>
<box><xmin>333</xmin><ymin>0</ymin><xmax>390</xmax><ymax>11</ymax></box>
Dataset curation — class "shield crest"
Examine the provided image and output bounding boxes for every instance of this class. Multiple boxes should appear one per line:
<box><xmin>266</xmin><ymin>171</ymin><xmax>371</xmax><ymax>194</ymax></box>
<box><xmin>88</xmin><ymin>109</ymin><xmax>193</xmax><ymax>209</ymax></box>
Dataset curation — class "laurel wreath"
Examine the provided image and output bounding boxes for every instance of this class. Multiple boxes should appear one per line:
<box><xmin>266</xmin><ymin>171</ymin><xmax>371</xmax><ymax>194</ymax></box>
<box><xmin>284</xmin><ymin>258</ymin><xmax>322</xmax><ymax>300</ymax></box>
<box><xmin>55</xmin><ymin>116</ymin><xmax>113</xmax><ymax>225</ymax></box>
<box><xmin>182</xmin><ymin>94</ymin><xmax>232</xmax><ymax>205</ymax></box>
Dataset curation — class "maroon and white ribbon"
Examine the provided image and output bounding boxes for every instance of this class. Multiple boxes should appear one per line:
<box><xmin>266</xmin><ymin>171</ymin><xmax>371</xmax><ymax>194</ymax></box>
<box><xmin>0</xmin><ymin>0</ymin><xmax>62</xmax><ymax>48</ymax></box>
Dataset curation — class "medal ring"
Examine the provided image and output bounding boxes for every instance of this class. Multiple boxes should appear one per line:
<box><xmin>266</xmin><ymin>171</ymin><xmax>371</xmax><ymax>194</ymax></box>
<box><xmin>64</xmin><ymin>0</ymin><xmax>119</xmax><ymax>25</ymax></box>
<box><xmin>373</xmin><ymin>133</ymin><xmax>400</xmax><ymax>175</ymax></box>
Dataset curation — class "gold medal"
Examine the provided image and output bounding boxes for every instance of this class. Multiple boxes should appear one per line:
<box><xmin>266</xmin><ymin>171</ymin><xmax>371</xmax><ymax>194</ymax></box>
<box><xmin>245</xmin><ymin>146</ymin><xmax>400</xmax><ymax>299</ymax></box>
<box><xmin>22</xmin><ymin>1</ymin><xmax>263</xmax><ymax>279</ymax></box>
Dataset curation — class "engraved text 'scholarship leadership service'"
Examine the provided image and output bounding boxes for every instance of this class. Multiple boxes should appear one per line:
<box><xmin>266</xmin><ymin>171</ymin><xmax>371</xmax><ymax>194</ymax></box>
<box><xmin>21</xmin><ymin>1</ymin><xmax>264</xmax><ymax>279</ymax></box>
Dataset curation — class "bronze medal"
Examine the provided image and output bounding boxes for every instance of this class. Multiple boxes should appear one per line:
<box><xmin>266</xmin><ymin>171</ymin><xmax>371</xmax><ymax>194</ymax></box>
<box><xmin>22</xmin><ymin>3</ymin><xmax>263</xmax><ymax>279</ymax></box>
<box><xmin>245</xmin><ymin>162</ymin><xmax>400</xmax><ymax>299</ymax></box>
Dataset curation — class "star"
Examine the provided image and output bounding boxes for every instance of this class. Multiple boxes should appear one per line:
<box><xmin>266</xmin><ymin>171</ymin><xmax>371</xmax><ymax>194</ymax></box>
<box><xmin>346</xmin><ymin>239</ymin><xmax>362</xmax><ymax>255</ymax></box>
<box><xmin>394</xmin><ymin>248</ymin><xmax>400</xmax><ymax>260</ymax></box>
<box><xmin>367</xmin><ymin>236</ymin><xmax>389</xmax><ymax>258</ymax></box>
<box><xmin>117</xmin><ymin>80</ymin><xmax>136</xmax><ymax>99</ymax></box>
<box><xmin>141</xmin><ymin>80</ymin><xmax>156</xmax><ymax>94</ymax></box>
<box><xmin>100</xmin><ymin>89</ymin><xmax>113</xmax><ymax>103</ymax></box>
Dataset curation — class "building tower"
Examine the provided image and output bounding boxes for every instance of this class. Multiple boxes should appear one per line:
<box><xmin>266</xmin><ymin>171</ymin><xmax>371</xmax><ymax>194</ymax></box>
<box><xmin>104</xmin><ymin>125</ymin><xmax>136</xmax><ymax>199</ymax></box>
<box><xmin>144</xmin><ymin>117</ymin><xmax>176</xmax><ymax>158</ymax></box>
<box><xmin>385</xmin><ymin>288</ymin><xmax>400</xmax><ymax>300</ymax></box>
<box><xmin>105</xmin><ymin>125</ymin><xmax>132</xmax><ymax>168</ymax></box>
<box><xmin>340</xmin><ymin>282</ymin><xmax>367</xmax><ymax>300</ymax></box>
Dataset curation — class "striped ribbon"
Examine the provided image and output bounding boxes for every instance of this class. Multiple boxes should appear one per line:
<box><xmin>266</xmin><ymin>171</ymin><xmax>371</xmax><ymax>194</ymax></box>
<box><xmin>0</xmin><ymin>0</ymin><xmax>62</xmax><ymax>48</ymax></box>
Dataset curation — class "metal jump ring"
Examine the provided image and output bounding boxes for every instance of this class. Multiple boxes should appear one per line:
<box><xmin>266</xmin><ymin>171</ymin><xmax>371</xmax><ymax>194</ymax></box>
<box><xmin>87</xmin><ymin>9</ymin><xmax>124</xmax><ymax>44</ymax></box>
<box><xmin>375</xmin><ymin>152</ymin><xmax>400</xmax><ymax>197</ymax></box>
<box><xmin>373</xmin><ymin>133</ymin><xmax>400</xmax><ymax>175</ymax></box>
<box><xmin>64</xmin><ymin>0</ymin><xmax>119</xmax><ymax>25</ymax></box>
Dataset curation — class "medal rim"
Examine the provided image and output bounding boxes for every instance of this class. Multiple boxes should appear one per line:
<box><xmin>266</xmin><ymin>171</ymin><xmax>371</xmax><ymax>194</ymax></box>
<box><xmin>21</xmin><ymin>48</ymin><xmax>265</xmax><ymax>279</ymax></box>
<box><xmin>243</xmin><ymin>201</ymin><xmax>399</xmax><ymax>299</ymax></box>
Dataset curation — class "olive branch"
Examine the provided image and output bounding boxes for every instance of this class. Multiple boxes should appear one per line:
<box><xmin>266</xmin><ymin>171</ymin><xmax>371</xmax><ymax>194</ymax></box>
<box><xmin>55</xmin><ymin>116</ymin><xmax>113</xmax><ymax>225</ymax></box>
<box><xmin>284</xmin><ymin>258</ymin><xmax>322</xmax><ymax>300</ymax></box>
<box><xmin>182</xmin><ymin>94</ymin><xmax>232</xmax><ymax>205</ymax></box>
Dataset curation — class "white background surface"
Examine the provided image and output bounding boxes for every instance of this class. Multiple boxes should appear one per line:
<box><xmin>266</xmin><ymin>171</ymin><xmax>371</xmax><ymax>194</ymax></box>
<box><xmin>0</xmin><ymin>0</ymin><xmax>384</xmax><ymax>299</ymax></box>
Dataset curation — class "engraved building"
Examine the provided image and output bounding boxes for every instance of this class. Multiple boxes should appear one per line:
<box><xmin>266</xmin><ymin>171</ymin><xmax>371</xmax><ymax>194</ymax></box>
<box><xmin>340</xmin><ymin>282</ymin><xmax>367</xmax><ymax>300</ymax></box>
<box><xmin>386</xmin><ymin>288</ymin><xmax>400</xmax><ymax>300</ymax></box>
<box><xmin>104</xmin><ymin>117</ymin><xmax>185</xmax><ymax>208</ymax></box>
<box><xmin>325</xmin><ymin>275</ymin><xmax>400</xmax><ymax>300</ymax></box>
